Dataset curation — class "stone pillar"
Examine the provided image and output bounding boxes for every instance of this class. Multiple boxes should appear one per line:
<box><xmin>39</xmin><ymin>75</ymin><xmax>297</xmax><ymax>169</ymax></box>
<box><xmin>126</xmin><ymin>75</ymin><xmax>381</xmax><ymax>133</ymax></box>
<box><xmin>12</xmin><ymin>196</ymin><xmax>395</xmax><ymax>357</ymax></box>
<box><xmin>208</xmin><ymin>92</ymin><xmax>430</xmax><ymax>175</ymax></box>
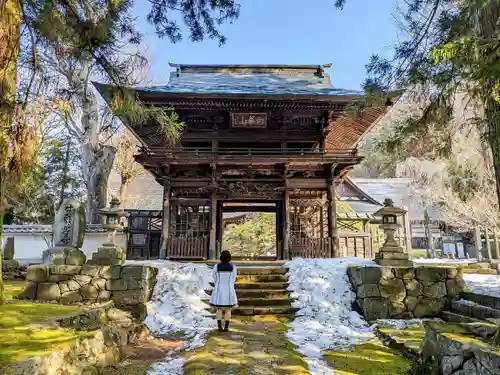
<box><xmin>160</xmin><ymin>181</ymin><xmax>171</xmax><ymax>259</ymax></box>
<box><xmin>209</xmin><ymin>191</ymin><xmax>217</xmax><ymax>259</ymax></box>
<box><xmin>282</xmin><ymin>190</ymin><xmax>290</xmax><ymax>260</ymax></box>
<box><xmin>327</xmin><ymin>179</ymin><xmax>338</xmax><ymax>257</ymax></box>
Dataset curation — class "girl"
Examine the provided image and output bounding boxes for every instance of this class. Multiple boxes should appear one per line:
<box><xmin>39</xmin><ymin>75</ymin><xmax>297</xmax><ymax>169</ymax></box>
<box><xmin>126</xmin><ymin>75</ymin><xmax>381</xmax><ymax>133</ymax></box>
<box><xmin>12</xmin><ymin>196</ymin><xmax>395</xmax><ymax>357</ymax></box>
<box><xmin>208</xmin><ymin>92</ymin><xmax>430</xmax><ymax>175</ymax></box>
<box><xmin>209</xmin><ymin>250</ymin><xmax>238</xmax><ymax>332</ymax></box>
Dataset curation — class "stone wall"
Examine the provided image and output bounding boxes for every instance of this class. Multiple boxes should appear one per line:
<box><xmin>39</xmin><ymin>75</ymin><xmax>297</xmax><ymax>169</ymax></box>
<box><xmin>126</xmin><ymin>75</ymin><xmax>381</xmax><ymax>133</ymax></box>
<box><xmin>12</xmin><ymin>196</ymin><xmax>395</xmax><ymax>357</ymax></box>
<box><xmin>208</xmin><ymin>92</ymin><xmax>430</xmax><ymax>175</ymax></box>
<box><xmin>347</xmin><ymin>266</ymin><xmax>465</xmax><ymax>321</ymax></box>
<box><xmin>18</xmin><ymin>264</ymin><xmax>157</xmax><ymax>318</ymax></box>
<box><xmin>415</xmin><ymin>321</ymin><xmax>500</xmax><ymax>374</ymax></box>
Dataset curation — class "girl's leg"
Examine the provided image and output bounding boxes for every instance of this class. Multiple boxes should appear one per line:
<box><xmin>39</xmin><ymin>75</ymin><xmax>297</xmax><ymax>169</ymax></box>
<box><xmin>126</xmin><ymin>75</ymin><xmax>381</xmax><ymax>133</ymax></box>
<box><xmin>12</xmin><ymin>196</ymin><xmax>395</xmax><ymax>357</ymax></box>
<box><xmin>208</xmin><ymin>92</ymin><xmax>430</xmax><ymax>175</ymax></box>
<box><xmin>216</xmin><ymin>309</ymin><xmax>223</xmax><ymax>331</ymax></box>
<box><xmin>223</xmin><ymin>308</ymin><xmax>232</xmax><ymax>331</ymax></box>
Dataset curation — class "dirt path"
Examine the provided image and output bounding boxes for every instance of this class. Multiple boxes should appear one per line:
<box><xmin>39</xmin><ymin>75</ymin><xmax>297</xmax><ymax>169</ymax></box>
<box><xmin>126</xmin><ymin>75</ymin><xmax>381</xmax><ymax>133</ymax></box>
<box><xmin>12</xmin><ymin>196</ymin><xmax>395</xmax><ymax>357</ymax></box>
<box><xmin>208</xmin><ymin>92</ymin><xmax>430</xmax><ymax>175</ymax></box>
<box><xmin>183</xmin><ymin>316</ymin><xmax>311</xmax><ymax>375</ymax></box>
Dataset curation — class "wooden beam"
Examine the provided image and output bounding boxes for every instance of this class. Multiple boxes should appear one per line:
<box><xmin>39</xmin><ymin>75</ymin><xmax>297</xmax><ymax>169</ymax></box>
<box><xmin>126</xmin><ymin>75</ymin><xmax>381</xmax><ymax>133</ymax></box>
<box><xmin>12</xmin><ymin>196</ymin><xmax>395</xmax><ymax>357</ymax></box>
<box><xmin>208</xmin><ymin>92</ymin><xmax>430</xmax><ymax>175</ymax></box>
<box><xmin>160</xmin><ymin>181</ymin><xmax>171</xmax><ymax>259</ymax></box>
<box><xmin>209</xmin><ymin>191</ymin><xmax>217</xmax><ymax>259</ymax></box>
<box><xmin>283</xmin><ymin>190</ymin><xmax>290</xmax><ymax>260</ymax></box>
<box><xmin>327</xmin><ymin>176</ymin><xmax>339</xmax><ymax>257</ymax></box>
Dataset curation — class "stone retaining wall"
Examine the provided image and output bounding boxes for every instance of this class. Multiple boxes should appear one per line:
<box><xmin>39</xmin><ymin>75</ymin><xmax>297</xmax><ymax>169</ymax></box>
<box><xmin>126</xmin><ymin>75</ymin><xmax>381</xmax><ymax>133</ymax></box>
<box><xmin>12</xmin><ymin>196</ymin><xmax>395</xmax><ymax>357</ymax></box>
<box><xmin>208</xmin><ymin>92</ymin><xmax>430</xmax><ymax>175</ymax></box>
<box><xmin>348</xmin><ymin>266</ymin><xmax>465</xmax><ymax>321</ymax></box>
<box><xmin>415</xmin><ymin>321</ymin><xmax>500</xmax><ymax>374</ymax></box>
<box><xmin>18</xmin><ymin>264</ymin><xmax>157</xmax><ymax>318</ymax></box>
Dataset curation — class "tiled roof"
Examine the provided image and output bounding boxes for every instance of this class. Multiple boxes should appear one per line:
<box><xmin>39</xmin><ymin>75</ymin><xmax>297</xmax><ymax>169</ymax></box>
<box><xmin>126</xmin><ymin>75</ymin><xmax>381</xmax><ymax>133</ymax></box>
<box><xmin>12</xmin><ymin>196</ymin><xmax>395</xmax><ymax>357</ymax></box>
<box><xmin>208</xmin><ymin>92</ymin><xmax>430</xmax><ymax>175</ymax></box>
<box><xmin>137</xmin><ymin>64</ymin><xmax>362</xmax><ymax>96</ymax></box>
<box><xmin>349</xmin><ymin>178</ymin><xmax>441</xmax><ymax>220</ymax></box>
<box><xmin>3</xmin><ymin>224</ymin><xmax>124</xmax><ymax>234</ymax></box>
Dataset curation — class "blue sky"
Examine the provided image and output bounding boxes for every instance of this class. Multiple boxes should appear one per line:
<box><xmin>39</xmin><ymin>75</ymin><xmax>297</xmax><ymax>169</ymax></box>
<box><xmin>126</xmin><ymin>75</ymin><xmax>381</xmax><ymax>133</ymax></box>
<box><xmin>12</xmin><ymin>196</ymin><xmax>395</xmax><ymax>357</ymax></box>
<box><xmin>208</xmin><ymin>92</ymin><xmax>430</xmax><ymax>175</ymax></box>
<box><xmin>133</xmin><ymin>0</ymin><xmax>399</xmax><ymax>90</ymax></box>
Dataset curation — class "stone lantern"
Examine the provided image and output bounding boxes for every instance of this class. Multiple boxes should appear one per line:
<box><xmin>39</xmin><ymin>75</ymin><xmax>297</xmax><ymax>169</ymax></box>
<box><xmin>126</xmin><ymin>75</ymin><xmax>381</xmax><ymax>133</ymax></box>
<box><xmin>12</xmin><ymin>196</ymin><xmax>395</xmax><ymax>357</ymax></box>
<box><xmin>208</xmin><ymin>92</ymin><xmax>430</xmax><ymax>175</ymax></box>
<box><xmin>374</xmin><ymin>198</ymin><xmax>413</xmax><ymax>267</ymax></box>
<box><xmin>88</xmin><ymin>197</ymin><xmax>127</xmax><ymax>265</ymax></box>
<box><xmin>99</xmin><ymin>196</ymin><xmax>126</xmax><ymax>244</ymax></box>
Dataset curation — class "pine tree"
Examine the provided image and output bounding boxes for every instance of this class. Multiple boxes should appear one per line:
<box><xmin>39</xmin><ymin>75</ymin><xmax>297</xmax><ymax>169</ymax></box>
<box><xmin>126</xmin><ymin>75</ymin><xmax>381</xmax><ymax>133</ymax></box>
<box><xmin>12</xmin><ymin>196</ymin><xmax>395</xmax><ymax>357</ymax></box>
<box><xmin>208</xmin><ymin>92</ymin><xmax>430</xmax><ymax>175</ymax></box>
<box><xmin>335</xmin><ymin>0</ymin><xmax>500</xmax><ymax>207</ymax></box>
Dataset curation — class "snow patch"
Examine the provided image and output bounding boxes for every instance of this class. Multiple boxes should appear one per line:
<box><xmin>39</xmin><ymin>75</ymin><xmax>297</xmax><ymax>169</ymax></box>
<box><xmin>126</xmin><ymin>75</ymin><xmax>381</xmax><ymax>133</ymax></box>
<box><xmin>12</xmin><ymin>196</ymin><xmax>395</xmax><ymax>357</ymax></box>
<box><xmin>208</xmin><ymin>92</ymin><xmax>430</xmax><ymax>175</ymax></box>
<box><xmin>463</xmin><ymin>273</ymin><xmax>500</xmax><ymax>298</ymax></box>
<box><xmin>376</xmin><ymin>318</ymin><xmax>443</xmax><ymax>329</ymax></box>
<box><xmin>126</xmin><ymin>260</ymin><xmax>214</xmax><ymax>375</ymax></box>
<box><xmin>285</xmin><ymin>257</ymin><xmax>376</xmax><ymax>375</ymax></box>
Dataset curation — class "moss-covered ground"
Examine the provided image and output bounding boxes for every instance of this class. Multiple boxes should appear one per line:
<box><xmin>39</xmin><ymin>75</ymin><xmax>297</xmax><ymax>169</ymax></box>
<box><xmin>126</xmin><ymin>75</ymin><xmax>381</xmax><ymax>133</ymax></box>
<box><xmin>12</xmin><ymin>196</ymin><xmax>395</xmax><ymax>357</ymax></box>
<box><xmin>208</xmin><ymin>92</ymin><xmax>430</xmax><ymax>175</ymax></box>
<box><xmin>323</xmin><ymin>339</ymin><xmax>412</xmax><ymax>375</ymax></box>
<box><xmin>0</xmin><ymin>280</ymin><xmax>86</xmax><ymax>364</ymax></box>
<box><xmin>183</xmin><ymin>315</ymin><xmax>310</xmax><ymax>375</ymax></box>
<box><xmin>378</xmin><ymin>326</ymin><xmax>425</xmax><ymax>352</ymax></box>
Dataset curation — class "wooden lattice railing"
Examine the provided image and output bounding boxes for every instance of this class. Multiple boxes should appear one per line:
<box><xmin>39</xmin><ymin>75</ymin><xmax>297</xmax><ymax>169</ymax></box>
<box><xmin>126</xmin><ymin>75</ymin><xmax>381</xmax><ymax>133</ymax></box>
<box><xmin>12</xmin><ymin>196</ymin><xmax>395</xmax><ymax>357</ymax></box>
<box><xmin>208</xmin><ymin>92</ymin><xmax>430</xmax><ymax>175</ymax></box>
<box><xmin>168</xmin><ymin>236</ymin><xmax>208</xmax><ymax>259</ymax></box>
<box><xmin>289</xmin><ymin>237</ymin><xmax>332</xmax><ymax>258</ymax></box>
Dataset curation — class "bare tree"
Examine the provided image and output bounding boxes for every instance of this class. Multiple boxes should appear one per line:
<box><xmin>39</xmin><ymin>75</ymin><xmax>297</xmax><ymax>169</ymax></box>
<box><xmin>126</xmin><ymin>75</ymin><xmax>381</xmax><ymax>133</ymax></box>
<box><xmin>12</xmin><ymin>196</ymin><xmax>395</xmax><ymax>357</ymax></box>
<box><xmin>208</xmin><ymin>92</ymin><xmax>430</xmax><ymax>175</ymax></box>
<box><xmin>111</xmin><ymin>129</ymin><xmax>145</xmax><ymax>207</ymax></box>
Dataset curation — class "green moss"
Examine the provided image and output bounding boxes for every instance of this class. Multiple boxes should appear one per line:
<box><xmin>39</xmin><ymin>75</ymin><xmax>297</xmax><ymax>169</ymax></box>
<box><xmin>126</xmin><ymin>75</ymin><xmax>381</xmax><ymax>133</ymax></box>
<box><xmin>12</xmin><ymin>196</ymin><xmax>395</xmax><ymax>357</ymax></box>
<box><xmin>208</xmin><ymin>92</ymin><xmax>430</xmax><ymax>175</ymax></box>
<box><xmin>323</xmin><ymin>340</ymin><xmax>412</xmax><ymax>375</ymax></box>
<box><xmin>4</xmin><ymin>280</ymin><xmax>25</xmax><ymax>300</ymax></box>
<box><xmin>0</xmin><ymin>280</ymin><xmax>84</xmax><ymax>364</ymax></box>
<box><xmin>0</xmin><ymin>326</ymin><xmax>91</xmax><ymax>364</ymax></box>
<box><xmin>183</xmin><ymin>316</ymin><xmax>310</xmax><ymax>375</ymax></box>
<box><xmin>379</xmin><ymin>326</ymin><xmax>425</xmax><ymax>352</ymax></box>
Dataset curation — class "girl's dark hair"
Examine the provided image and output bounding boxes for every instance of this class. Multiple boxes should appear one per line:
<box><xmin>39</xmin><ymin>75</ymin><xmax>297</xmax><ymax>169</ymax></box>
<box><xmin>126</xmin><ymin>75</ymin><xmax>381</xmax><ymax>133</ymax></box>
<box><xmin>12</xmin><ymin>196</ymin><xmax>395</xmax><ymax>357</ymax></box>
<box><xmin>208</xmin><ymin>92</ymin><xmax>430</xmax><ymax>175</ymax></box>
<box><xmin>220</xmin><ymin>250</ymin><xmax>232</xmax><ymax>263</ymax></box>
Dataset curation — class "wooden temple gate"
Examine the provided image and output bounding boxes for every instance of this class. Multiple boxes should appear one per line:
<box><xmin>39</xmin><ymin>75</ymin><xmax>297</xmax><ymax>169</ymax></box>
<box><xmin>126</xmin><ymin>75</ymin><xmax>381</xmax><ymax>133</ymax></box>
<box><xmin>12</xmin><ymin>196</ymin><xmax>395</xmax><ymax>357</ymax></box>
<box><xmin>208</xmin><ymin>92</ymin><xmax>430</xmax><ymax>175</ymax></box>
<box><xmin>96</xmin><ymin>63</ymin><xmax>393</xmax><ymax>260</ymax></box>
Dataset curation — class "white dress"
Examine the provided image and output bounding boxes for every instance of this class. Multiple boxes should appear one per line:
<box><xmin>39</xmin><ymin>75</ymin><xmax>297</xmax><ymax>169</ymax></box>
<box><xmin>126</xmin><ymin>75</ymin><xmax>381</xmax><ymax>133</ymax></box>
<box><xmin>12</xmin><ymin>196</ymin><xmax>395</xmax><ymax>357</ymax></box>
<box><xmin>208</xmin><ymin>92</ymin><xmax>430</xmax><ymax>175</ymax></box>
<box><xmin>209</xmin><ymin>263</ymin><xmax>238</xmax><ymax>308</ymax></box>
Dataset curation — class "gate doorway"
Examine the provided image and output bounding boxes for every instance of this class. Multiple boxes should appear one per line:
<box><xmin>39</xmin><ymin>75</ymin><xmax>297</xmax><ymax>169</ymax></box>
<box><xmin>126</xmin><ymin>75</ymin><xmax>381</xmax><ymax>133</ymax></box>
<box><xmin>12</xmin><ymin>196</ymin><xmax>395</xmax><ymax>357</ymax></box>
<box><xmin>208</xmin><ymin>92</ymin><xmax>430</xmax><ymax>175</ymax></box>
<box><xmin>126</xmin><ymin>210</ymin><xmax>162</xmax><ymax>260</ymax></box>
<box><xmin>220</xmin><ymin>202</ymin><xmax>279</xmax><ymax>261</ymax></box>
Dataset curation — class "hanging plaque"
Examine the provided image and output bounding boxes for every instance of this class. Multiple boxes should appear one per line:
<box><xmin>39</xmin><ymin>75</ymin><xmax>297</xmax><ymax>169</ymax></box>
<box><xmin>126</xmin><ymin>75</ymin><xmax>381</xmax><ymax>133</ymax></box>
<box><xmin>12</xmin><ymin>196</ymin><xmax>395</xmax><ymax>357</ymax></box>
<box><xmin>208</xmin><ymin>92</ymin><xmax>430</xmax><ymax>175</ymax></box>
<box><xmin>231</xmin><ymin>113</ymin><xmax>267</xmax><ymax>128</ymax></box>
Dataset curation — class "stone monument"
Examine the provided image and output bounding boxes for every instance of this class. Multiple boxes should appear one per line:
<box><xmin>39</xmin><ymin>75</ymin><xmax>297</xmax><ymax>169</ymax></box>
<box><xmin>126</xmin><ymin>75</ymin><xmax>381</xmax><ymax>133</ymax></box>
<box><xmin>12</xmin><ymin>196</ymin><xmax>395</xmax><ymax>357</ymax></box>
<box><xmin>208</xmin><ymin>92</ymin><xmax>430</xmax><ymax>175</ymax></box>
<box><xmin>2</xmin><ymin>237</ymin><xmax>22</xmax><ymax>279</ymax></box>
<box><xmin>374</xmin><ymin>198</ymin><xmax>413</xmax><ymax>267</ymax></box>
<box><xmin>42</xmin><ymin>199</ymin><xmax>87</xmax><ymax>265</ymax></box>
<box><xmin>87</xmin><ymin>197</ymin><xmax>127</xmax><ymax>265</ymax></box>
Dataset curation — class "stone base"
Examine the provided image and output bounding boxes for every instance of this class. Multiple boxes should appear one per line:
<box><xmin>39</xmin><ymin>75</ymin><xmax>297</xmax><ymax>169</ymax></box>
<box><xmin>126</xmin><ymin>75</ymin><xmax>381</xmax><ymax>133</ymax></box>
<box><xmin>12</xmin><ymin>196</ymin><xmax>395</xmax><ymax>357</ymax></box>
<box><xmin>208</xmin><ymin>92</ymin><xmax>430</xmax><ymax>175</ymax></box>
<box><xmin>88</xmin><ymin>244</ymin><xmax>125</xmax><ymax>266</ymax></box>
<box><xmin>42</xmin><ymin>247</ymin><xmax>86</xmax><ymax>266</ymax></box>
<box><xmin>375</xmin><ymin>250</ymin><xmax>414</xmax><ymax>267</ymax></box>
<box><xmin>348</xmin><ymin>265</ymin><xmax>465</xmax><ymax>321</ymax></box>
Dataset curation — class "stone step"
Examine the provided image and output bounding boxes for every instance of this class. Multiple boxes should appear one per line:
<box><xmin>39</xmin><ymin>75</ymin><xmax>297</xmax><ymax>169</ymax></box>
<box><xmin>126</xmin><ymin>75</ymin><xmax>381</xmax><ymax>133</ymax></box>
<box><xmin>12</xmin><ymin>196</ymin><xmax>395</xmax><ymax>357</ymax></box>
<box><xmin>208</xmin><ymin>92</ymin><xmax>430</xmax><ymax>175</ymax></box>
<box><xmin>235</xmin><ymin>267</ymin><xmax>288</xmax><ymax>276</ymax></box>
<box><xmin>236</xmin><ymin>274</ymin><xmax>288</xmax><ymax>283</ymax></box>
<box><xmin>209</xmin><ymin>281</ymin><xmax>288</xmax><ymax>290</ymax></box>
<box><xmin>451</xmin><ymin>299</ymin><xmax>500</xmax><ymax>320</ymax></box>
<box><xmin>208</xmin><ymin>305</ymin><xmax>297</xmax><ymax>316</ymax></box>
<box><xmin>203</xmin><ymin>297</ymin><xmax>292</xmax><ymax>307</ymax></box>
<box><xmin>440</xmin><ymin>310</ymin><xmax>487</xmax><ymax>324</ymax></box>
<box><xmin>460</xmin><ymin>292</ymin><xmax>500</xmax><ymax>310</ymax></box>
<box><xmin>206</xmin><ymin>289</ymin><xmax>291</xmax><ymax>299</ymax></box>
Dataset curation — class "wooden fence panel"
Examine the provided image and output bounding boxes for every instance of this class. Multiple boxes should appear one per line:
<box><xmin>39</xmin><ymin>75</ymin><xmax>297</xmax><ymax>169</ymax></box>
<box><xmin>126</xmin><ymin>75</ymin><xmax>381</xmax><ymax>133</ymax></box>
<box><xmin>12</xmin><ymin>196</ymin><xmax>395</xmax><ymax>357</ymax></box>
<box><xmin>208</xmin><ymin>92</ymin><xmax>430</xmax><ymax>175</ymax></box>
<box><xmin>168</xmin><ymin>236</ymin><xmax>208</xmax><ymax>259</ymax></box>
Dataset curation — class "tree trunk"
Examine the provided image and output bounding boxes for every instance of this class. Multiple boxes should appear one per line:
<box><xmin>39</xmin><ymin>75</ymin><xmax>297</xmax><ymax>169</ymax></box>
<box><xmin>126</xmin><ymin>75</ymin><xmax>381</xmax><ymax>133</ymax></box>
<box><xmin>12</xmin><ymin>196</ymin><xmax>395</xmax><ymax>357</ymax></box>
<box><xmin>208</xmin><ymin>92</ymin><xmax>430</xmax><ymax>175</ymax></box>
<box><xmin>119</xmin><ymin>177</ymin><xmax>130</xmax><ymax>208</ymax></box>
<box><xmin>485</xmin><ymin>99</ymin><xmax>500</xmax><ymax>209</ymax></box>
<box><xmin>57</xmin><ymin>139</ymin><xmax>72</xmax><ymax>209</ymax></box>
<box><xmin>84</xmin><ymin>144</ymin><xmax>116</xmax><ymax>223</ymax></box>
<box><xmin>0</xmin><ymin>0</ymin><xmax>21</xmax><ymax>304</ymax></box>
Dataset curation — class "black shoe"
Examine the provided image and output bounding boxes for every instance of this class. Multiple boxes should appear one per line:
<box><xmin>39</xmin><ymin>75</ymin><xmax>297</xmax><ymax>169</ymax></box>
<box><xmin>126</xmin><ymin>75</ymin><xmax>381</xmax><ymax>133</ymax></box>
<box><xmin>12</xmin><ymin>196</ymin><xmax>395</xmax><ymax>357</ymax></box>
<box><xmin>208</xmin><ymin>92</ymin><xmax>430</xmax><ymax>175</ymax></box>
<box><xmin>223</xmin><ymin>321</ymin><xmax>230</xmax><ymax>332</ymax></box>
<box><xmin>217</xmin><ymin>320</ymin><xmax>223</xmax><ymax>331</ymax></box>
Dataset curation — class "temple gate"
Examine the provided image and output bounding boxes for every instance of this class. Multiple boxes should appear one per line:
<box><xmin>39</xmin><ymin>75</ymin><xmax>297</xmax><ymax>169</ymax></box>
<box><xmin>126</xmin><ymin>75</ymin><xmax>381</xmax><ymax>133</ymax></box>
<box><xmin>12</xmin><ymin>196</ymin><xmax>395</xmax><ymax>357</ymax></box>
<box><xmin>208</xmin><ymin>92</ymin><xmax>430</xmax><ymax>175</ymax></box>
<box><xmin>96</xmin><ymin>64</ymin><xmax>394</xmax><ymax>260</ymax></box>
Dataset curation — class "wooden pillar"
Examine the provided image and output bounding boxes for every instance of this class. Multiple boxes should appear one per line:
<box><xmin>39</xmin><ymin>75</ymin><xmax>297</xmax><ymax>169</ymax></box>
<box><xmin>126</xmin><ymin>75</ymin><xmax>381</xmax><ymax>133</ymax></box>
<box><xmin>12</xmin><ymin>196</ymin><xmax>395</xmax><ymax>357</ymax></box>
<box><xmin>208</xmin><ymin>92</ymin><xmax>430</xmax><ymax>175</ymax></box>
<box><xmin>209</xmin><ymin>191</ymin><xmax>217</xmax><ymax>259</ymax></box>
<box><xmin>160</xmin><ymin>181</ymin><xmax>171</xmax><ymax>259</ymax></box>
<box><xmin>327</xmin><ymin>179</ymin><xmax>338</xmax><ymax>257</ymax></box>
<box><xmin>473</xmin><ymin>222</ymin><xmax>483</xmax><ymax>260</ymax></box>
<box><xmin>282</xmin><ymin>190</ymin><xmax>290</xmax><ymax>260</ymax></box>
<box><xmin>485</xmin><ymin>227</ymin><xmax>493</xmax><ymax>260</ymax></box>
<box><xmin>402</xmin><ymin>205</ymin><xmax>412</xmax><ymax>259</ymax></box>
<box><xmin>363</xmin><ymin>220</ymin><xmax>372</xmax><ymax>259</ymax></box>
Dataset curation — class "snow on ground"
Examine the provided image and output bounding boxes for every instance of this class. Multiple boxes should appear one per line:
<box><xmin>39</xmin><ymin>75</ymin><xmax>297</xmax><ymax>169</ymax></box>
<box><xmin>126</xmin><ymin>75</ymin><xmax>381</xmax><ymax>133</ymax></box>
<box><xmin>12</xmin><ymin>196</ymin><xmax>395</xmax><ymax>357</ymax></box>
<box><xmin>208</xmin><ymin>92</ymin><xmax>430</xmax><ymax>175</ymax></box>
<box><xmin>413</xmin><ymin>258</ymin><xmax>477</xmax><ymax>264</ymax></box>
<box><xmin>285</xmin><ymin>257</ymin><xmax>377</xmax><ymax>375</ymax></box>
<box><xmin>126</xmin><ymin>260</ymin><xmax>214</xmax><ymax>375</ymax></box>
<box><xmin>376</xmin><ymin>318</ymin><xmax>443</xmax><ymax>329</ymax></box>
<box><xmin>463</xmin><ymin>273</ymin><xmax>500</xmax><ymax>298</ymax></box>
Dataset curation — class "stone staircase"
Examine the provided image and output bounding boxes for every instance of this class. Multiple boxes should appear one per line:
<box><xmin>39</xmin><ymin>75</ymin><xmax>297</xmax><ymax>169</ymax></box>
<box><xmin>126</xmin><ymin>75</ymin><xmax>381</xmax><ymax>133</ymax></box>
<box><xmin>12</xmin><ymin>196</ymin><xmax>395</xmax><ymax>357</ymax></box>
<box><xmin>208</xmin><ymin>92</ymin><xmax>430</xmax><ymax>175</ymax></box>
<box><xmin>441</xmin><ymin>292</ymin><xmax>500</xmax><ymax>324</ymax></box>
<box><xmin>205</xmin><ymin>264</ymin><xmax>296</xmax><ymax>316</ymax></box>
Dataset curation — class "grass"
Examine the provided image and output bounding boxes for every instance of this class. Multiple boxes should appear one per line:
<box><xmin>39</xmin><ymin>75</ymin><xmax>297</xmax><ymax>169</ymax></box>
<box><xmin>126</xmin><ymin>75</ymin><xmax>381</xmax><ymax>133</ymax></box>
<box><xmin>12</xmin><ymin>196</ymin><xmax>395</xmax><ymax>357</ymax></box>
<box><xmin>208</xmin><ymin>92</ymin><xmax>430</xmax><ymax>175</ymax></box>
<box><xmin>183</xmin><ymin>316</ymin><xmax>310</xmax><ymax>375</ymax></box>
<box><xmin>0</xmin><ymin>280</ymin><xmax>86</xmax><ymax>364</ymax></box>
<box><xmin>323</xmin><ymin>340</ymin><xmax>412</xmax><ymax>375</ymax></box>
